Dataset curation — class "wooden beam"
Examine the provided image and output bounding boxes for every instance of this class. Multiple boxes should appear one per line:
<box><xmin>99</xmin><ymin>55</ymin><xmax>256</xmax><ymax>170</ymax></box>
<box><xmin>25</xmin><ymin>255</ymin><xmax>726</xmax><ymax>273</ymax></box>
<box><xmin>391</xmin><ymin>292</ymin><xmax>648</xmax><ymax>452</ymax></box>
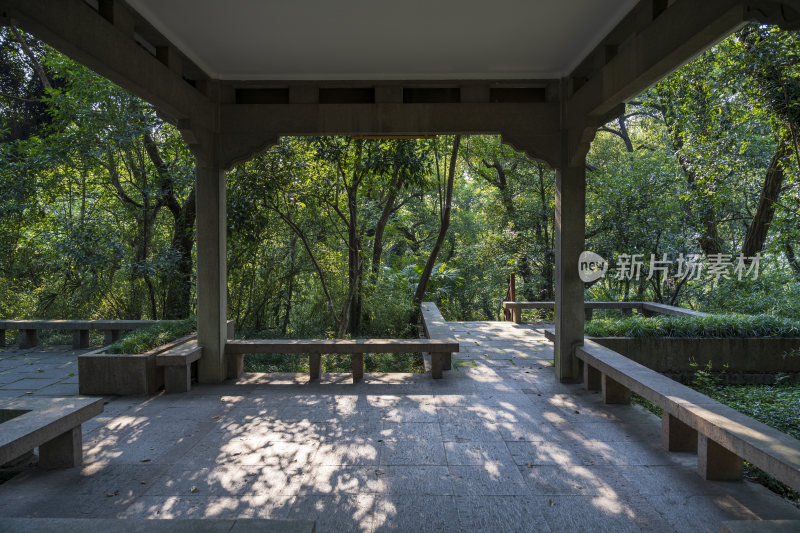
<box><xmin>567</xmin><ymin>0</ymin><xmax>747</xmax><ymax>127</ymax></box>
<box><xmin>0</xmin><ymin>0</ymin><xmax>213</xmax><ymax>129</ymax></box>
<box><xmin>219</xmin><ymin>102</ymin><xmax>561</xmax><ymax>168</ymax></box>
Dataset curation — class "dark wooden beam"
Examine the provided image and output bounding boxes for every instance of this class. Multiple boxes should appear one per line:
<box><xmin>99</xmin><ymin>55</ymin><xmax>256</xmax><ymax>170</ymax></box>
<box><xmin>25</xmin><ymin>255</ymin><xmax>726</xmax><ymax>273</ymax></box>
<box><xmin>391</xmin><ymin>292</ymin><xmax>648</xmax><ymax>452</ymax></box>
<box><xmin>567</xmin><ymin>0</ymin><xmax>747</xmax><ymax>129</ymax></box>
<box><xmin>219</xmin><ymin>102</ymin><xmax>562</xmax><ymax>168</ymax></box>
<box><xmin>0</xmin><ymin>0</ymin><xmax>213</xmax><ymax>130</ymax></box>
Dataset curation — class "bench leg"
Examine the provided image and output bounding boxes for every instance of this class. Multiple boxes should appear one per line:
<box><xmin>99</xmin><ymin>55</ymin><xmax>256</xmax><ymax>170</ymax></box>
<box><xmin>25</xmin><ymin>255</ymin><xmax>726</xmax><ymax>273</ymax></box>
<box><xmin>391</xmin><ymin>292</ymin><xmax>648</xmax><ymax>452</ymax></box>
<box><xmin>104</xmin><ymin>330</ymin><xmax>121</xmax><ymax>346</ymax></box>
<box><xmin>164</xmin><ymin>365</ymin><xmax>191</xmax><ymax>393</ymax></box>
<box><xmin>19</xmin><ymin>329</ymin><xmax>38</xmax><ymax>349</ymax></box>
<box><xmin>584</xmin><ymin>308</ymin><xmax>594</xmax><ymax>321</ymax></box>
<box><xmin>698</xmin><ymin>434</ymin><xmax>742</xmax><ymax>481</ymax></box>
<box><xmin>584</xmin><ymin>363</ymin><xmax>601</xmax><ymax>391</ymax></box>
<box><xmin>226</xmin><ymin>353</ymin><xmax>244</xmax><ymax>380</ymax></box>
<box><xmin>512</xmin><ymin>309</ymin><xmax>521</xmax><ymax>324</ymax></box>
<box><xmin>0</xmin><ymin>329</ymin><xmax>5</xmax><ymax>347</ymax></box>
<box><xmin>601</xmin><ymin>374</ymin><xmax>630</xmax><ymax>404</ymax></box>
<box><xmin>39</xmin><ymin>426</ymin><xmax>82</xmax><ymax>469</ymax></box>
<box><xmin>309</xmin><ymin>354</ymin><xmax>321</xmax><ymax>380</ymax></box>
<box><xmin>72</xmin><ymin>330</ymin><xmax>90</xmax><ymax>349</ymax></box>
<box><xmin>351</xmin><ymin>354</ymin><xmax>364</xmax><ymax>383</ymax></box>
<box><xmin>662</xmin><ymin>413</ymin><xmax>697</xmax><ymax>452</ymax></box>
<box><xmin>431</xmin><ymin>352</ymin><xmax>444</xmax><ymax>379</ymax></box>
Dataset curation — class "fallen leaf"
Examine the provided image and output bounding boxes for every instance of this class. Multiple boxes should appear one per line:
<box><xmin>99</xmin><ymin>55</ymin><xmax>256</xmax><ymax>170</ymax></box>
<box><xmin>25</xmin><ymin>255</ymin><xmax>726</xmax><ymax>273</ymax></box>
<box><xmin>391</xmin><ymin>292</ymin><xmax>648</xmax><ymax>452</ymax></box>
<box><xmin>190</xmin><ymin>486</ymin><xmax>198</xmax><ymax>493</ymax></box>
<box><xmin>548</xmin><ymin>499</ymin><xmax>553</xmax><ymax>506</ymax></box>
<box><xmin>140</xmin><ymin>458</ymin><xmax>151</xmax><ymax>463</ymax></box>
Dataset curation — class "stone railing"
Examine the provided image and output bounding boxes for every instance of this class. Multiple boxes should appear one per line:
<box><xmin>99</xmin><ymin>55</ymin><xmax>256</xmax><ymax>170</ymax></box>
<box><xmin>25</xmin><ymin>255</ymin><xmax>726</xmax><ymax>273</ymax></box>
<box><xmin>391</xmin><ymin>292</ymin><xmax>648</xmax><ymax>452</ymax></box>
<box><xmin>501</xmin><ymin>301</ymin><xmax>707</xmax><ymax>323</ymax></box>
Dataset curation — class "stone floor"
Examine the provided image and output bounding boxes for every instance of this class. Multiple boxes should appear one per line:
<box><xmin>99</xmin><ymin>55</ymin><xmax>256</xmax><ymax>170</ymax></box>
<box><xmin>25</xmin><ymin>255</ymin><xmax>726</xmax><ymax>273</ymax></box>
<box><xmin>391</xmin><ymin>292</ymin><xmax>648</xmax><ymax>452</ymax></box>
<box><xmin>0</xmin><ymin>345</ymin><xmax>81</xmax><ymax>397</ymax></box>
<box><xmin>1</xmin><ymin>322</ymin><xmax>799</xmax><ymax>532</ymax></box>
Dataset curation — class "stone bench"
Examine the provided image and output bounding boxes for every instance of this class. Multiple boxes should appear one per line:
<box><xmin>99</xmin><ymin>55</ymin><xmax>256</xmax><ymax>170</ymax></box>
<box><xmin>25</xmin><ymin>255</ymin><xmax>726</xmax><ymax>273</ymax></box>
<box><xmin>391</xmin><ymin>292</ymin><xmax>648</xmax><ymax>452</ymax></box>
<box><xmin>225</xmin><ymin>338</ymin><xmax>460</xmax><ymax>382</ymax></box>
<box><xmin>501</xmin><ymin>301</ymin><xmax>708</xmax><ymax>323</ymax></box>
<box><xmin>0</xmin><ymin>320</ymin><xmax>160</xmax><ymax>349</ymax></box>
<box><xmin>156</xmin><ymin>339</ymin><xmax>203</xmax><ymax>393</ymax></box>
<box><xmin>0</xmin><ymin>518</ymin><xmax>316</xmax><ymax>533</ymax></box>
<box><xmin>420</xmin><ymin>302</ymin><xmax>457</xmax><ymax>375</ymax></box>
<box><xmin>0</xmin><ymin>397</ymin><xmax>103</xmax><ymax>469</ymax></box>
<box><xmin>575</xmin><ymin>339</ymin><xmax>800</xmax><ymax>489</ymax></box>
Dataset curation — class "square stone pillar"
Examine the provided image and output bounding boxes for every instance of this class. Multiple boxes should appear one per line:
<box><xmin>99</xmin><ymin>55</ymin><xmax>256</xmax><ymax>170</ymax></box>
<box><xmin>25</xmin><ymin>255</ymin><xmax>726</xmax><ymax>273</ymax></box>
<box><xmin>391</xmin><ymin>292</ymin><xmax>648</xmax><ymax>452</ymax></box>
<box><xmin>601</xmin><ymin>373</ymin><xmax>630</xmax><ymax>404</ymax></box>
<box><xmin>554</xmin><ymin>162</ymin><xmax>585</xmax><ymax>382</ymax></box>
<box><xmin>662</xmin><ymin>413</ymin><xmax>697</xmax><ymax>452</ymax></box>
<box><xmin>698</xmin><ymin>434</ymin><xmax>742</xmax><ymax>480</ymax></box>
<box><xmin>196</xmin><ymin>160</ymin><xmax>228</xmax><ymax>383</ymax></box>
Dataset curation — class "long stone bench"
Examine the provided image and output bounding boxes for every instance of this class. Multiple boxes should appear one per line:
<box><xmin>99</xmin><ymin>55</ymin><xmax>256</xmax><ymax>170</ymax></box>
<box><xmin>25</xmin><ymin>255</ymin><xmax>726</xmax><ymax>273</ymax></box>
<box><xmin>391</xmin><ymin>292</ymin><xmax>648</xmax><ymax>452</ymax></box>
<box><xmin>156</xmin><ymin>339</ymin><xmax>203</xmax><ymax>393</ymax></box>
<box><xmin>0</xmin><ymin>397</ymin><xmax>103</xmax><ymax>469</ymax></box>
<box><xmin>420</xmin><ymin>302</ymin><xmax>457</xmax><ymax>374</ymax></box>
<box><xmin>575</xmin><ymin>339</ymin><xmax>800</xmax><ymax>489</ymax></box>
<box><xmin>501</xmin><ymin>301</ymin><xmax>708</xmax><ymax>323</ymax></box>
<box><xmin>0</xmin><ymin>319</ymin><xmax>160</xmax><ymax>349</ymax></box>
<box><xmin>0</xmin><ymin>518</ymin><xmax>316</xmax><ymax>533</ymax></box>
<box><xmin>225</xmin><ymin>338</ymin><xmax>460</xmax><ymax>382</ymax></box>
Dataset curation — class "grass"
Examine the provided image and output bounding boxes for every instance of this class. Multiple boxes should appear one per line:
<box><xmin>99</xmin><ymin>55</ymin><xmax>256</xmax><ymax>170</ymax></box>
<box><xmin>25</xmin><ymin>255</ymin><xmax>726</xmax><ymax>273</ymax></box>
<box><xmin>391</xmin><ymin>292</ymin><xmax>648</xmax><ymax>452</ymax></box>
<box><xmin>105</xmin><ymin>318</ymin><xmax>196</xmax><ymax>354</ymax></box>
<box><xmin>244</xmin><ymin>352</ymin><xmax>424</xmax><ymax>373</ymax></box>
<box><xmin>585</xmin><ymin>313</ymin><xmax>800</xmax><ymax>338</ymax></box>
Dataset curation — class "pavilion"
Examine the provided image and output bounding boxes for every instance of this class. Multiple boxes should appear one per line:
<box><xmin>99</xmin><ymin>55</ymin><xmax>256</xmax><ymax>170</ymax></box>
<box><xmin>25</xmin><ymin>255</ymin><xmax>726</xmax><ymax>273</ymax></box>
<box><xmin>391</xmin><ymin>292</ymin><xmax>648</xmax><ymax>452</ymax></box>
<box><xmin>1</xmin><ymin>0</ymin><xmax>799</xmax><ymax>385</ymax></box>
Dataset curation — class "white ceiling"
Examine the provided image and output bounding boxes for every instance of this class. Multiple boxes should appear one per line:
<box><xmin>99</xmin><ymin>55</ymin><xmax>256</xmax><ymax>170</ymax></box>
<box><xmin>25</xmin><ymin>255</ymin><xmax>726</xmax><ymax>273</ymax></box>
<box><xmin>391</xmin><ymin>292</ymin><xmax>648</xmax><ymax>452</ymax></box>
<box><xmin>126</xmin><ymin>0</ymin><xmax>639</xmax><ymax>81</ymax></box>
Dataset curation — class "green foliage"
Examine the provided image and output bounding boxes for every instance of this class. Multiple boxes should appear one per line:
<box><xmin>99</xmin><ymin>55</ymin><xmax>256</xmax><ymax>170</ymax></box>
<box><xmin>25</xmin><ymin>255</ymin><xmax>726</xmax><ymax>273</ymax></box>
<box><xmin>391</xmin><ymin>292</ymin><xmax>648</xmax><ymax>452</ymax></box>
<box><xmin>584</xmin><ymin>314</ymin><xmax>800</xmax><ymax>338</ymax></box>
<box><xmin>244</xmin><ymin>352</ymin><xmax>423</xmax><ymax>373</ymax></box>
<box><xmin>106</xmin><ymin>318</ymin><xmax>196</xmax><ymax>354</ymax></box>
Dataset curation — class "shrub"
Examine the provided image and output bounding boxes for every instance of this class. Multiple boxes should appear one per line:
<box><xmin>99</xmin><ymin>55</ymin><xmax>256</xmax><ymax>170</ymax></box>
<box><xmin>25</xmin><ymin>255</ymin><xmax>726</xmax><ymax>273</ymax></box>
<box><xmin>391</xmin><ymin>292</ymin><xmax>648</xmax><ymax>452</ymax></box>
<box><xmin>106</xmin><ymin>318</ymin><xmax>196</xmax><ymax>354</ymax></box>
<box><xmin>584</xmin><ymin>313</ymin><xmax>800</xmax><ymax>338</ymax></box>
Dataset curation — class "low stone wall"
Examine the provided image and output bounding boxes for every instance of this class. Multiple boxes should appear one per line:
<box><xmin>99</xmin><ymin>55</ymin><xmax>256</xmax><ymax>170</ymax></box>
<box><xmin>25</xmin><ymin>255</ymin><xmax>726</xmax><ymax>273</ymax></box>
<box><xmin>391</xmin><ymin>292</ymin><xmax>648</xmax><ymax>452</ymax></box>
<box><xmin>78</xmin><ymin>333</ymin><xmax>196</xmax><ymax>395</ymax></box>
<box><xmin>591</xmin><ymin>337</ymin><xmax>800</xmax><ymax>384</ymax></box>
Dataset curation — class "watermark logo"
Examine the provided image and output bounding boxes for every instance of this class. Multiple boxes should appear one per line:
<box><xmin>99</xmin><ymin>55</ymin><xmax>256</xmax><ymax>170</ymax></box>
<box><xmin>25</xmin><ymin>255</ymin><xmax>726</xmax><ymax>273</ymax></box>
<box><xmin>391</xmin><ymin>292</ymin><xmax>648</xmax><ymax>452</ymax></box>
<box><xmin>577</xmin><ymin>252</ymin><xmax>761</xmax><ymax>283</ymax></box>
<box><xmin>579</xmin><ymin>251</ymin><xmax>608</xmax><ymax>282</ymax></box>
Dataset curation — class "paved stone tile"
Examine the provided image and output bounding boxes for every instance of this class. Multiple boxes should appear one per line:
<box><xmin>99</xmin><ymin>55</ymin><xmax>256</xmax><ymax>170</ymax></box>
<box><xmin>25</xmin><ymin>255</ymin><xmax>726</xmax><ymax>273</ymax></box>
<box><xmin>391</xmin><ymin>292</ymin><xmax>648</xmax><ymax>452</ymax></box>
<box><xmin>443</xmin><ymin>440</ymin><xmax>514</xmax><ymax>466</ymax></box>
<box><xmin>285</xmin><ymin>494</ymin><xmax>376</xmax><ymax>533</ymax></box>
<box><xmin>33</xmin><ymin>383</ymin><xmax>79</xmax><ymax>396</ymax></box>
<box><xmin>519</xmin><ymin>464</ymin><xmax>623</xmax><ymax>496</ymax></box>
<box><xmin>505</xmin><ymin>440</ymin><xmax>585</xmax><ymax>466</ymax></box>
<box><xmin>1</xmin><ymin>323</ymin><xmax>799</xmax><ymax>533</ymax></box>
<box><xmin>0</xmin><ymin>377</ymin><xmax>65</xmax><ymax>390</ymax></box>
<box><xmin>379</xmin><ymin>421</ymin><xmax>441</xmax><ymax>440</ymax></box>
<box><xmin>373</xmin><ymin>495</ymin><xmax>459</xmax><ymax>532</ymax></box>
<box><xmin>312</xmin><ymin>438</ymin><xmax>380</xmax><ymax>466</ymax></box>
<box><xmin>379</xmin><ymin>436</ymin><xmax>446</xmax><ymax>466</ymax></box>
<box><xmin>539</xmin><ymin>494</ymin><xmax>671</xmax><ymax>533</ymax></box>
<box><xmin>120</xmin><ymin>493</ymin><xmax>294</xmax><ymax>519</ymax></box>
<box><xmin>455</xmin><ymin>495</ymin><xmax>552</xmax><ymax>532</ymax></box>
<box><xmin>449</xmin><ymin>464</ymin><xmax>527</xmax><ymax>496</ymax></box>
<box><xmin>300</xmin><ymin>466</ymin><xmax>383</xmax><ymax>495</ymax></box>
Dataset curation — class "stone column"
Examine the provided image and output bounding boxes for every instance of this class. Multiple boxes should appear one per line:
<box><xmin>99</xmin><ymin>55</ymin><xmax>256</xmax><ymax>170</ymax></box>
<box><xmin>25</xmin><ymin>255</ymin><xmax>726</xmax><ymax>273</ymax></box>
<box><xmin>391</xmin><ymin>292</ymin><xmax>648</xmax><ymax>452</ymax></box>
<box><xmin>196</xmin><ymin>159</ymin><xmax>228</xmax><ymax>383</ymax></box>
<box><xmin>554</xmin><ymin>161</ymin><xmax>585</xmax><ymax>382</ymax></box>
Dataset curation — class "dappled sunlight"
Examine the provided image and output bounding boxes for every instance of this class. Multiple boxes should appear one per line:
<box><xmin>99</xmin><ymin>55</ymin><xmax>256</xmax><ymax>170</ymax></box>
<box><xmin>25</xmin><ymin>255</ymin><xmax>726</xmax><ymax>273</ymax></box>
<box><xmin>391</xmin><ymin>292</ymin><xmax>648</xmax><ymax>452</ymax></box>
<box><xmin>1</xmin><ymin>321</ymin><xmax>795</xmax><ymax>530</ymax></box>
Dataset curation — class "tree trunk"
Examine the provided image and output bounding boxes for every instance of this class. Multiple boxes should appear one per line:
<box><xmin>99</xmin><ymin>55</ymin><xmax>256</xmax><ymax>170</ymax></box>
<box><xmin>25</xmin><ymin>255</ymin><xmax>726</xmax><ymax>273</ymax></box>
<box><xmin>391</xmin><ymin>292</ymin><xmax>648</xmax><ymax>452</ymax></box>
<box><xmin>164</xmin><ymin>188</ymin><xmax>196</xmax><ymax>318</ymax></box>
<box><xmin>742</xmin><ymin>138</ymin><xmax>790</xmax><ymax>257</ymax></box>
<box><xmin>371</xmin><ymin>172</ymin><xmax>402</xmax><ymax>277</ymax></box>
<box><xmin>411</xmin><ymin>135</ymin><xmax>461</xmax><ymax>319</ymax></box>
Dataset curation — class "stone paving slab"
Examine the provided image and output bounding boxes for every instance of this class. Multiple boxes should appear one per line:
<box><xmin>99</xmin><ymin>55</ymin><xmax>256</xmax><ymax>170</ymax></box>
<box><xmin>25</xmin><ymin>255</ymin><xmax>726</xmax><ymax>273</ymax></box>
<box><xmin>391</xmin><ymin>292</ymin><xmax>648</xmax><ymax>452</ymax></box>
<box><xmin>1</xmin><ymin>322</ymin><xmax>799</xmax><ymax>532</ymax></box>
